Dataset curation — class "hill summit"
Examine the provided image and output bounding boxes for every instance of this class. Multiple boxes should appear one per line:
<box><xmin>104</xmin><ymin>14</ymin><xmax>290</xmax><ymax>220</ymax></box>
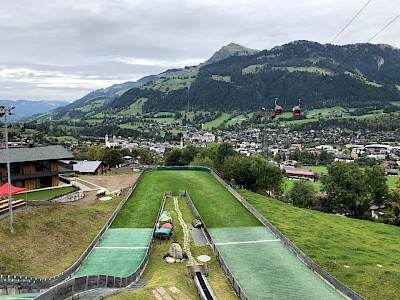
<box><xmin>204</xmin><ymin>42</ymin><xmax>259</xmax><ymax>65</ymax></box>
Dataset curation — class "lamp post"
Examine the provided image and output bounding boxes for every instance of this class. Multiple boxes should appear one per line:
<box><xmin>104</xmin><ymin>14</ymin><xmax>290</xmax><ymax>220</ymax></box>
<box><xmin>0</xmin><ymin>105</ymin><xmax>15</xmax><ymax>233</ymax></box>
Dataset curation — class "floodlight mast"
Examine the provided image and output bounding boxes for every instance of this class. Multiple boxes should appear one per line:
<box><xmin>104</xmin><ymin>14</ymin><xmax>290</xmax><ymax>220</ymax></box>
<box><xmin>0</xmin><ymin>106</ymin><xmax>15</xmax><ymax>233</ymax></box>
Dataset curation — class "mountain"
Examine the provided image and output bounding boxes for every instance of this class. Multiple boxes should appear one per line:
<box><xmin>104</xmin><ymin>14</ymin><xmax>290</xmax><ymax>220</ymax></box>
<box><xmin>141</xmin><ymin>41</ymin><xmax>400</xmax><ymax>112</ymax></box>
<box><xmin>204</xmin><ymin>42</ymin><xmax>260</xmax><ymax>65</ymax></box>
<box><xmin>40</xmin><ymin>41</ymin><xmax>400</xmax><ymax>121</ymax></box>
<box><xmin>46</xmin><ymin>75</ymin><xmax>157</xmax><ymax>120</ymax></box>
<box><xmin>0</xmin><ymin>100</ymin><xmax>69</xmax><ymax>120</ymax></box>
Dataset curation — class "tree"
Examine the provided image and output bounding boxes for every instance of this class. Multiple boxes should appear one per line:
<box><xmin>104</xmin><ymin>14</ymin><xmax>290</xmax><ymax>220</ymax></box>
<box><xmin>85</xmin><ymin>146</ymin><xmax>104</xmax><ymax>161</ymax></box>
<box><xmin>137</xmin><ymin>148</ymin><xmax>158</xmax><ymax>165</ymax></box>
<box><xmin>387</xmin><ymin>180</ymin><xmax>400</xmax><ymax>225</ymax></box>
<box><xmin>273</xmin><ymin>153</ymin><xmax>282</xmax><ymax>163</ymax></box>
<box><xmin>190</xmin><ymin>154</ymin><xmax>213</xmax><ymax>168</ymax></box>
<box><xmin>289</xmin><ymin>180</ymin><xmax>317</xmax><ymax>208</ymax></box>
<box><xmin>321</xmin><ymin>162</ymin><xmax>368</xmax><ymax>218</ymax></box>
<box><xmin>364</xmin><ymin>166</ymin><xmax>388</xmax><ymax>205</ymax></box>
<box><xmin>164</xmin><ymin>148</ymin><xmax>183</xmax><ymax>166</ymax></box>
<box><xmin>250</xmin><ymin>155</ymin><xmax>284</xmax><ymax>197</ymax></box>
<box><xmin>199</xmin><ymin>143</ymin><xmax>219</xmax><ymax>162</ymax></box>
<box><xmin>103</xmin><ymin>149</ymin><xmax>123</xmax><ymax>167</ymax></box>
<box><xmin>222</xmin><ymin>155</ymin><xmax>254</xmax><ymax>189</ymax></box>
<box><xmin>214</xmin><ymin>142</ymin><xmax>236</xmax><ymax>170</ymax></box>
<box><xmin>318</xmin><ymin>150</ymin><xmax>334</xmax><ymax>165</ymax></box>
<box><xmin>180</xmin><ymin>144</ymin><xmax>197</xmax><ymax>165</ymax></box>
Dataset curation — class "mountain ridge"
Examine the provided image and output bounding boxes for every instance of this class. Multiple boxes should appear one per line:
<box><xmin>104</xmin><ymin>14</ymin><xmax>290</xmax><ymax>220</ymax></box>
<box><xmin>36</xmin><ymin>40</ymin><xmax>400</xmax><ymax>121</ymax></box>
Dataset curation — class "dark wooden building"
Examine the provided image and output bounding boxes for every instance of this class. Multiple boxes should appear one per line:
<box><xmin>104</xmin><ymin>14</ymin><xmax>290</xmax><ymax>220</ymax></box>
<box><xmin>0</xmin><ymin>145</ymin><xmax>74</xmax><ymax>190</ymax></box>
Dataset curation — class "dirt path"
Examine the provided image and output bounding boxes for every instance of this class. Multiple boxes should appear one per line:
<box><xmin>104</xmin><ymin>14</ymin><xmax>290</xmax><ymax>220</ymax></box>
<box><xmin>69</xmin><ymin>172</ymin><xmax>141</xmax><ymax>206</ymax></box>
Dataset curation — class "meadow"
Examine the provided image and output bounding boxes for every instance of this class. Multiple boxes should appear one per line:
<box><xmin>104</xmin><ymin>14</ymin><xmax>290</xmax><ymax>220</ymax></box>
<box><xmin>204</xmin><ymin>112</ymin><xmax>231</xmax><ymax>130</ymax></box>
<box><xmin>19</xmin><ymin>186</ymin><xmax>77</xmax><ymax>201</ymax></box>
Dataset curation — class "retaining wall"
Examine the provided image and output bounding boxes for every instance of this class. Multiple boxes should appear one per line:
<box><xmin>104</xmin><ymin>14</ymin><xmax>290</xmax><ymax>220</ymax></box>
<box><xmin>50</xmin><ymin>190</ymin><xmax>84</xmax><ymax>203</ymax></box>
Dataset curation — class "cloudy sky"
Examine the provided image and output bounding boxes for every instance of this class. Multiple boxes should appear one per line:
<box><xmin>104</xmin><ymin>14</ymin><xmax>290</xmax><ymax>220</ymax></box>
<box><xmin>0</xmin><ymin>0</ymin><xmax>399</xmax><ymax>102</ymax></box>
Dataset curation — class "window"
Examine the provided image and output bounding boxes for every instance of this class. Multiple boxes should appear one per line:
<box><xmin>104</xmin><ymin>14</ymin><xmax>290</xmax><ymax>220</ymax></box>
<box><xmin>10</xmin><ymin>163</ymin><xmax>22</xmax><ymax>175</ymax></box>
<box><xmin>35</xmin><ymin>161</ymin><xmax>51</xmax><ymax>172</ymax></box>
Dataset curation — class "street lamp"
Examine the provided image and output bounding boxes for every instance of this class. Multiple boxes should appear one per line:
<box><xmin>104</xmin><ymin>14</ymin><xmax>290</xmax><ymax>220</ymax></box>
<box><xmin>0</xmin><ymin>105</ymin><xmax>15</xmax><ymax>233</ymax></box>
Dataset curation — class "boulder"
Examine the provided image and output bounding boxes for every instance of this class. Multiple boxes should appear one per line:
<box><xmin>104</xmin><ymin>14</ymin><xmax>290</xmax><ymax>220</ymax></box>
<box><xmin>169</xmin><ymin>242</ymin><xmax>183</xmax><ymax>259</ymax></box>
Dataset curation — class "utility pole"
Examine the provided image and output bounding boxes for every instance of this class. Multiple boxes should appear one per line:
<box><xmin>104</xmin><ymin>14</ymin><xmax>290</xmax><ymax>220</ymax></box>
<box><xmin>186</xmin><ymin>85</ymin><xmax>190</xmax><ymax>125</ymax></box>
<box><xmin>0</xmin><ymin>105</ymin><xmax>15</xmax><ymax>233</ymax></box>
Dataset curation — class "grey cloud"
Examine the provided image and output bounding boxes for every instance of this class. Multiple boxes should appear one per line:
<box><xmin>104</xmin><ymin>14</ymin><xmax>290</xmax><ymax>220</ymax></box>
<box><xmin>0</xmin><ymin>0</ymin><xmax>399</xmax><ymax>101</ymax></box>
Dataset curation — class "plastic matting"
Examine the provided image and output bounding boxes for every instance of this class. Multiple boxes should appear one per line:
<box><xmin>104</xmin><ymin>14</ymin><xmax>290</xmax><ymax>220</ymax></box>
<box><xmin>208</xmin><ymin>227</ymin><xmax>345</xmax><ymax>300</ymax></box>
<box><xmin>73</xmin><ymin>228</ymin><xmax>153</xmax><ymax>277</ymax></box>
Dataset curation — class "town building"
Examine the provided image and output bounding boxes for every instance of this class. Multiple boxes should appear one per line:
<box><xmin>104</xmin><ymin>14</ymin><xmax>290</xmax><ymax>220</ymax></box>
<box><xmin>105</xmin><ymin>134</ymin><xmax>119</xmax><ymax>148</ymax></box>
<box><xmin>59</xmin><ymin>160</ymin><xmax>109</xmax><ymax>175</ymax></box>
<box><xmin>0</xmin><ymin>145</ymin><xmax>75</xmax><ymax>190</ymax></box>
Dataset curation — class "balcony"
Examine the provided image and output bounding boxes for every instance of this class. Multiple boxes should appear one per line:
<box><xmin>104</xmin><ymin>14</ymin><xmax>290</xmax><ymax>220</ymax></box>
<box><xmin>1</xmin><ymin>170</ymin><xmax>62</xmax><ymax>182</ymax></box>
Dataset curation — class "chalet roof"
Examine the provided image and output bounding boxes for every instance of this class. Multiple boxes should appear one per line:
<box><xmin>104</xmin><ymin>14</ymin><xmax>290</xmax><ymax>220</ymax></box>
<box><xmin>284</xmin><ymin>168</ymin><xmax>315</xmax><ymax>176</ymax></box>
<box><xmin>73</xmin><ymin>161</ymin><xmax>103</xmax><ymax>173</ymax></box>
<box><xmin>385</xmin><ymin>168</ymin><xmax>399</xmax><ymax>175</ymax></box>
<box><xmin>0</xmin><ymin>145</ymin><xmax>74</xmax><ymax>164</ymax></box>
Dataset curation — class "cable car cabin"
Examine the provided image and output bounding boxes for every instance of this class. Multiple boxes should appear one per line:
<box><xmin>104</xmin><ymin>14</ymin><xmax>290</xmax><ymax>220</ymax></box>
<box><xmin>292</xmin><ymin>106</ymin><xmax>301</xmax><ymax>116</ymax></box>
<box><xmin>274</xmin><ymin>105</ymin><xmax>283</xmax><ymax>116</ymax></box>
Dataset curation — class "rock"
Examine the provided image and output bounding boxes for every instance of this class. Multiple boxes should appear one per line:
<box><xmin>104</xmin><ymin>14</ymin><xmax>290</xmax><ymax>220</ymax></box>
<box><xmin>169</xmin><ymin>242</ymin><xmax>183</xmax><ymax>259</ymax></box>
<box><xmin>166</xmin><ymin>257</ymin><xmax>175</xmax><ymax>263</ymax></box>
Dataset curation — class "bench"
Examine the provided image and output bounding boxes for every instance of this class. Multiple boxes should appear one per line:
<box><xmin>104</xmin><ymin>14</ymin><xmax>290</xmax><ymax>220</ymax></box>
<box><xmin>0</xmin><ymin>199</ymin><xmax>27</xmax><ymax>214</ymax></box>
<box><xmin>0</xmin><ymin>199</ymin><xmax>10</xmax><ymax>205</ymax></box>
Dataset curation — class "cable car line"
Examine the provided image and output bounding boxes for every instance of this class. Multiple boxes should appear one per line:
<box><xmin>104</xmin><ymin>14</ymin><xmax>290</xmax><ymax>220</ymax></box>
<box><xmin>281</xmin><ymin>0</ymin><xmax>372</xmax><ymax>102</ymax></box>
<box><xmin>297</xmin><ymin>12</ymin><xmax>400</xmax><ymax>105</ymax></box>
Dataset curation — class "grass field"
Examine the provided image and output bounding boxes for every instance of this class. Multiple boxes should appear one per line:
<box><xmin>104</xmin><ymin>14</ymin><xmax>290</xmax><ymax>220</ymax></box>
<box><xmin>19</xmin><ymin>186</ymin><xmax>77</xmax><ymax>201</ymax></box>
<box><xmin>204</xmin><ymin>113</ymin><xmax>231</xmax><ymax>130</ymax></box>
<box><xmin>149</xmin><ymin>117</ymin><xmax>175</xmax><ymax>123</ymax></box>
<box><xmin>305</xmin><ymin>106</ymin><xmax>346</xmax><ymax>117</ymax></box>
<box><xmin>111</xmin><ymin>173</ymin><xmax>166</xmax><ymax>228</ymax></box>
<box><xmin>119</xmin><ymin>123</ymin><xmax>140</xmax><ymax>129</ymax></box>
<box><xmin>281</xmin><ymin>118</ymin><xmax>318</xmax><ymax>125</ymax></box>
<box><xmin>121</xmin><ymin>98</ymin><xmax>147</xmax><ymax>115</ymax></box>
<box><xmin>242</xmin><ymin>64</ymin><xmax>264</xmax><ymax>74</ymax></box>
<box><xmin>391</xmin><ymin>100</ymin><xmax>400</xmax><ymax>106</ymax></box>
<box><xmin>211</xmin><ymin>75</ymin><xmax>231</xmax><ymax>82</ymax></box>
<box><xmin>284</xmin><ymin>178</ymin><xmax>322</xmax><ymax>192</ymax></box>
<box><xmin>387</xmin><ymin>176</ymin><xmax>399</xmax><ymax>189</ymax></box>
<box><xmin>306</xmin><ymin>166</ymin><xmax>328</xmax><ymax>174</ymax></box>
<box><xmin>47</xmin><ymin>135</ymin><xmax>77</xmax><ymax>142</ymax></box>
<box><xmin>226</xmin><ymin>114</ymin><xmax>247</xmax><ymax>126</ymax></box>
<box><xmin>272</xmin><ymin>66</ymin><xmax>333</xmax><ymax>75</ymax></box>
<box><xmin>342</xmin><ymin>112</ymin><xmax>383</xmax><ymax>120</ymax></box>
<box><xmin>238</xmin><ymin>189</ymin><xmax>400</xmax><ymax>300</ymax></box>
<box><xmin>112</xmin><ymin>171</ymin><xmax>260</xmax><ymax>229</ymax></box>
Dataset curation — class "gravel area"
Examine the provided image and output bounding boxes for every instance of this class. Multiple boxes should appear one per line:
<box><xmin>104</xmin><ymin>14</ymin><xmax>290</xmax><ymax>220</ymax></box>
<box><xmin>69</xmin><ymin>173</ymin><xmax>141</xmax><ymax>206</ymax></box>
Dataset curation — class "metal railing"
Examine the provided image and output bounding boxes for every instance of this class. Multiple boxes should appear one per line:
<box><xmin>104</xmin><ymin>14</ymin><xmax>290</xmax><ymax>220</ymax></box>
<box><xmin>34</xmin><ymin>189</ymin><xmax>170</xmax><ymax>300</ymax></box>
<box><xmin>181</xmin><ymin>190</ymin><xmax>249</xmax><ymax>300</ymax></box>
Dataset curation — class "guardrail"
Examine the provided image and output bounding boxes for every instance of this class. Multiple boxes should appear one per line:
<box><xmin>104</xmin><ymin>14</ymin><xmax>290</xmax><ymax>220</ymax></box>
<box><xmin>181</xmin><ymin>190</ymin><xmax>249</xmax><ymax>300</ymax></box>
<box><xmin>0</xmin><ymin>171</ymin><xmax>145</xmax><ymax>293</ymax></box>
<box><xmin>209</xmin><ymin>170</ymin><xmax>364</xmax><ymax>300</ymax></box>
<box><xmin>34</xmin><ymin>190</ymin><xmax>170</xmax><ymax>300</ymax></box>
